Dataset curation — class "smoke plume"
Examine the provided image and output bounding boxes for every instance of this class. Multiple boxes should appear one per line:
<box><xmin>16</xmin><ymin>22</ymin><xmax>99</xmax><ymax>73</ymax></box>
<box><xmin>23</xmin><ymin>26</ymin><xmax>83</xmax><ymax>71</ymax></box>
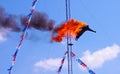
<box><xmin>0</xmin><ymin>6</ymin><xmax>55</xmax><ymax>32</ymax></box>
<box><xmin>21</xmin><ymin>11</ymin><xmax>55</xmax><ymax>31</ymax></box>
<box><xmin>0</xmin><ymin>7</ymin><xmax>21</xmax><ymax>32</ymax></box>
<box><xmin>0</xmin><ymin>6</ymin><xmax>55</xmax><ymax>41</ymax></box>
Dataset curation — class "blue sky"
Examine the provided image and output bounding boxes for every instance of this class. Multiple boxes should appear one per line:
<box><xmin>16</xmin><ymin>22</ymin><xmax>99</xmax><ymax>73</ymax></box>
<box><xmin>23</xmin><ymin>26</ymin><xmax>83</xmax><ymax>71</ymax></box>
<box><xmin>0</xmin><ymin>0</ymin><xmax>120</xmax><ymax>74</ymax></box>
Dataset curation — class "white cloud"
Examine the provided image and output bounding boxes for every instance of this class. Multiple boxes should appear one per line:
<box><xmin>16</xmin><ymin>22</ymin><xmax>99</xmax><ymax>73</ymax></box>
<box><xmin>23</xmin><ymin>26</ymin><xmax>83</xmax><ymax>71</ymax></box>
<box><xmin>34</xmin><ymin>58</ymin><xmax>67</xmax><ymax>71</ymax></box>
<box><xmin>0</xmin><ymin>29</ymin><xmax>7</xmax><ymax>42</ymax></box>
<box><xmin>80</xmin><ymin>44</ymin><xmax>120</xmax><ymax>69</ymax></box>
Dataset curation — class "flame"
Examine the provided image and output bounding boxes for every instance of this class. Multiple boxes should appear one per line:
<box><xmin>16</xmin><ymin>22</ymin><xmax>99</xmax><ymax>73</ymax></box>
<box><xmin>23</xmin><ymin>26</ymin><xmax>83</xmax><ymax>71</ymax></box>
<box><xmin>52</xmin><ymin>18</ymin><xmax>87</xmax><ymax>42</ymax></box>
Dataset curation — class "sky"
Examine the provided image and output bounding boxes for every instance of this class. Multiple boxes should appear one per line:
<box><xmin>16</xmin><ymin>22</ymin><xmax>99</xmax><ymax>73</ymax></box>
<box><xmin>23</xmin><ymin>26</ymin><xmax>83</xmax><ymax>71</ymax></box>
<box><xmin>0</xmin><ymin>0</ymin><xmax>120</xmax><ymax>74</ymax></box>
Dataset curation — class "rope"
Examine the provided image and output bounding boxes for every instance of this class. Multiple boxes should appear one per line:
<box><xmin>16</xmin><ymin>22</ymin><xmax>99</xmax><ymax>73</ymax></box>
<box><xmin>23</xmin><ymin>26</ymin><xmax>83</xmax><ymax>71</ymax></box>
<box><xmin>71</xmin><ymin>52</ymin><xmax>95</xmax><ymax>74</ymax></box>
<box><xmin>8</xmin><ymin>0</ymin><xmax>38</xmax><ymax>74</ymax></box>
<box><xmin>58</xmin><ymin>51</ymin><xmax>68</xmax><ymax>73</ymax></box>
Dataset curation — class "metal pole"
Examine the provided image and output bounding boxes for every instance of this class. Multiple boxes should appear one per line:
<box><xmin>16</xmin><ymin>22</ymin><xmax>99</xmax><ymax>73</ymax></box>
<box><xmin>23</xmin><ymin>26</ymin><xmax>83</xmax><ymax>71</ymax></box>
<box><xmin>65</xmin><ymin>0</ymin><xmax>73</xmax><ymax>74</ymax></box>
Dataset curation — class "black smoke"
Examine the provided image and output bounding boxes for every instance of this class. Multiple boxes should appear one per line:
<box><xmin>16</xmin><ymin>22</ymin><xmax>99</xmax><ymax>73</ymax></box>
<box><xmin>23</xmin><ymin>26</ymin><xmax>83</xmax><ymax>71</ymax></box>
<box><xmin>20</xmin><ymin>11</ymin><xmax>55</xmax><ymax>31</ymax></box>
<box><xmin>0</xmin><ymin>7</ymin><xmax>21</xmax><ymax>32</ymax></box>
<box><xmin>0</xmin><ymin>6</ymin><xmax>55</xmax><ymax>32</ymax></box>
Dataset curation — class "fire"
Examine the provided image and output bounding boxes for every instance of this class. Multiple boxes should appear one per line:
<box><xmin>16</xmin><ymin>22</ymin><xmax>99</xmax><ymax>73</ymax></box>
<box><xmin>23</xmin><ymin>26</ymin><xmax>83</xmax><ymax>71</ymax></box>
<box><xmin>52</xmin><ymin>18</ymin><xmax>88</xmax><ymax>42</ymax></box>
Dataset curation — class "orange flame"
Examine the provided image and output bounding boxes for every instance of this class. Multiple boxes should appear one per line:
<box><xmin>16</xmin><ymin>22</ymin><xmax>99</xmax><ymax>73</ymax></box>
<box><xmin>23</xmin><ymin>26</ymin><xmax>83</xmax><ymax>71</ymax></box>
<box><xmin>52</xmin><ymin>18</ymin><xmax>87</xmax><ymax>42</ymax></box>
